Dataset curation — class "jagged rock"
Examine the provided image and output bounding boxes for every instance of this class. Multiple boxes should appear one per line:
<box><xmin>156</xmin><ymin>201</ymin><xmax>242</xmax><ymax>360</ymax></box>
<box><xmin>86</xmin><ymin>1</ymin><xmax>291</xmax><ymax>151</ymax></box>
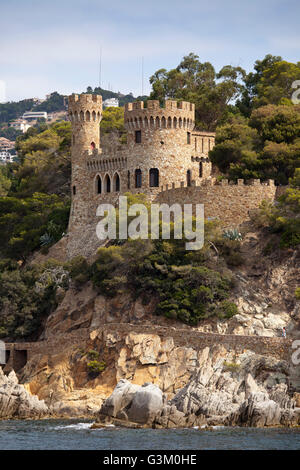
<box><xmin>0</xmin><ymin>368</ymin><xmax>48</xmax><ymax>419</ymax></box>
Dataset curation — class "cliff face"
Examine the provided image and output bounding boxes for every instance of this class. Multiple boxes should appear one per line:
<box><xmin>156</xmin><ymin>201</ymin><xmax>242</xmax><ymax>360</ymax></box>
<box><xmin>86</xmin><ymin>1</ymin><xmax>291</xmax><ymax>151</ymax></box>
<box><xmin>2</xmin><ymin>229</ymin><xmax>300</xmax><ymax>425</ymax></box>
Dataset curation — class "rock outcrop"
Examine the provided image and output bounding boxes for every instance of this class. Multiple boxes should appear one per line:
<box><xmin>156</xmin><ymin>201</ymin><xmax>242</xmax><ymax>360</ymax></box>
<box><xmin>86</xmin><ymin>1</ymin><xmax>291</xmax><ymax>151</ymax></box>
<box><xmin>0</xmin><ymin>368</ymin><xmax>48</xmax><ymax>419</ymax></box>
<box><xmin>96</xmin><ymin>345</ymin><xmax>300</xmax><ymax>428</ymax></box>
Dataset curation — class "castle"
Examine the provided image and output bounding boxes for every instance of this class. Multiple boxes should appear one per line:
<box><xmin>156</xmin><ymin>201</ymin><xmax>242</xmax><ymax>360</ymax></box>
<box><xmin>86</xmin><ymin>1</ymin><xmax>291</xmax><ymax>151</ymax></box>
<box><xmin>67</xmin><ymin>93</ymin><xmax>277</xmax><ymax>257</ymax></box>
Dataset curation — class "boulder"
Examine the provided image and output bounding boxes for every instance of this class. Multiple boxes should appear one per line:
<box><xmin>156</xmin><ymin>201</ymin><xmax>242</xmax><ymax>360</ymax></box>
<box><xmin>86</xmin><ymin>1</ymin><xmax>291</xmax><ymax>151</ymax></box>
<box><xmin>126</xmin><ymin>383</ymin><xmax>163</xmax><ymax>424</ymax></box>
<box><xmin>0</xmin><ymin>368</ymin><xmax>48</xmax><ymax>419</ymax></box>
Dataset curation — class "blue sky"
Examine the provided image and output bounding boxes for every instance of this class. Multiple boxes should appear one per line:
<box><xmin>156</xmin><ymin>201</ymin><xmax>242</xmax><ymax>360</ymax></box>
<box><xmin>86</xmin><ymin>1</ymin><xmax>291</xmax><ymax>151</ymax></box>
<box><xmin>1</xmin><ymin>0</ymin><xmax>300</xmax><ymax>101</ymax></box>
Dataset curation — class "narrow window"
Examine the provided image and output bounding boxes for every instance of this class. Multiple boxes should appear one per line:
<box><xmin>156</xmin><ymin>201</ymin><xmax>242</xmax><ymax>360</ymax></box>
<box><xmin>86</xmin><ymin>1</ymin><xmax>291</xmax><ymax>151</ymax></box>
<box><xmin>149</xmin><ymin>168</ymin><xmax>159</xmax><ymax>187</ymax></box>
<box><xmin>187</xmin><ymin>132</ymin><xmax>191</xmax><ymax>144</ymax></box>
<box><xmin>91</xmin><ymin>141</ymin><xmax>96</xmax><ymax>150</ymax></box>
<box><xmin>72</xmin><ymin>135</ymin><xmax>75</xmax><ymax>145</ymax></box>
<box><xmin>199</xmin><ymin>162</ymin><xmax>203</xmax><ymax>178</ymax></box>
<box><xmin>96</xmin><ymin>175</ymin><xmax>102</xmax><ymax>194</ymax></box>
<box><xmin>127</xmin><ymin>170</ymin><xmax>130</xmax><ymax>189</ymax></box>
<box><xmin>187</xmin><ymin>170</ymin><xmax>191</xmax><ymax>186</ymax></box>
<box><xmin>72</xmin><ymin>185</ymin><xmax>76</xmax><ymax>195</ymax></box>
<box><xmin>104</xmin><ymin>174</ymin><xmax>111</xmax><ymax>193</ymax></box>
<box><xmin>113</xmin><ymin>173</ymin><xmax>120</xmax><ymax>192</ymax></box>
<box><xmin>135</xmin><ymin>169</ymin><xmax>142</xmax><ymax>188</ymax></box>
<box><xmin>135</xmin><ymin>130</ymin><xmax>142</xmax><ymax>143</ymax></box>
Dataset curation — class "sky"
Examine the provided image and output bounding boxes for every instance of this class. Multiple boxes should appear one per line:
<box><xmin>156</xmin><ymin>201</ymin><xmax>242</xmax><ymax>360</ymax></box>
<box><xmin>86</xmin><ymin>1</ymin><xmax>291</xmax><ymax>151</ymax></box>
<box><xmin>0</xmin><ymin>0</ymin><xmax>300</xmax><ymax>102</ymax></box>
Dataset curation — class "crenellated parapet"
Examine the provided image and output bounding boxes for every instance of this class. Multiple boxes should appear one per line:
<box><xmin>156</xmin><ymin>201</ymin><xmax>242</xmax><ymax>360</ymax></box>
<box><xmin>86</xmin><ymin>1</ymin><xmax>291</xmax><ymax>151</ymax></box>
<box><xmin>124</xmin><ymin>99</ymin><xmax>195</xmax><ymax>131</ymax></box>
<box><xmin>159</xmin><ymin>178</ymin><xmax>275</xmax><ymax>192</ymax></box>
<box><xmin>68</xmin><ymin>93</ymin><xmax>102</xmax><ymax>122</ymax></box>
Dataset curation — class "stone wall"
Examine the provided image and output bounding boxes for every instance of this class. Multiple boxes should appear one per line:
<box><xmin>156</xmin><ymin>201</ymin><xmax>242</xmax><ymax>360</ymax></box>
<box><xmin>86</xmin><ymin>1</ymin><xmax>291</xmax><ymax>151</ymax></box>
<box><xmin>5</xmin><ymin>323</ymin><xmax>291</xmax><ymax>374</ymax></box>
<box><xmin>100</xmin><ymin>323</ymin><xmax>292</xmax><ymax>361</ymax></box>
<box><xmin>155</xmin><ymin>178</ymin><xmax>277</xmax><ymax>227</ymax></box>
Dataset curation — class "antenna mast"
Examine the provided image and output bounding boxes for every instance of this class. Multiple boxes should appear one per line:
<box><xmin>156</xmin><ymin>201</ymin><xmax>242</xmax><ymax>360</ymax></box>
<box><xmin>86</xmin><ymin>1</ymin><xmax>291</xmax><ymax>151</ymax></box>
<box><xmin>141</xmin><ymin>56</ymin><xmax>144</xmax><ymax>96</ymax></box>
<box><xmin>99</xmin><ymin>47</ymin><xmax>102</xmax><ymax>89</ymax></box>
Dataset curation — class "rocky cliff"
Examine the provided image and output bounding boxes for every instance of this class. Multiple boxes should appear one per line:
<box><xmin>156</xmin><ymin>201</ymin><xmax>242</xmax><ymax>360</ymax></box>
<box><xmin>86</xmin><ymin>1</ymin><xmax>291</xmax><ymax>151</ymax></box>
<box><xmin>1</xmin><ymin>228</ymin><xmax>299</xmax><ymax>425</ymax></box>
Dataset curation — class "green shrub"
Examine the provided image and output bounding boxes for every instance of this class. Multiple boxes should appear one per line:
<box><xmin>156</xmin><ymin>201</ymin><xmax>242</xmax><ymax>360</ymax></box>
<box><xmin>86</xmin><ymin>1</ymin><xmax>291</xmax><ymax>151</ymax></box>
<box><xmin>87</xmin><ymin>350</ymin><xmax>99</xmax><ymax>360</ymax></box>
<box><xmin>295</xmin><ymin>288</ymin><xmax>300</xmax><ymax>300</ymax></box>
<box><xmin>87</xmin><ymin>360</ymin><xmax>106</xmax><ymax>377</ymax></box>
<box><xmin>64</xmin><ymin>256</ymin><xmax>91</xmax><ymax>288</ymax></box>
<box><xmin>223</xmin><ymin>361</ymin><xmax>241</xmax><ymax>372</ymax></box>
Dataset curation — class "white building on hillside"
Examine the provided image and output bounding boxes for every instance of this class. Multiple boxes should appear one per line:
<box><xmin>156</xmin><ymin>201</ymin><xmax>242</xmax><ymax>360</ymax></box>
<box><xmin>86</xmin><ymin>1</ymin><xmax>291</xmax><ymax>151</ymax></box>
<box><xmin>22</xmin><ymin>111</ymin><xmax>47</xmax><ymax>120</ymax></box>
<box><xmin>0</xmin><ymin>151</ymin><xmax>14</xmax><ymax>165</ymax></box>
<box><xmin>103</xmin><ymin>98</ymin><xmax>119</xmax><ymax>108</ymax></box>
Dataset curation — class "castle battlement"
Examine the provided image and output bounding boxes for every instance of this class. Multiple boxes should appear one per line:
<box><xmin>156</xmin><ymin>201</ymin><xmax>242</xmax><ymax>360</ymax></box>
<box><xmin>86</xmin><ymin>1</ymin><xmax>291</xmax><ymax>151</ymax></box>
<box><xmin>68</xmin><ymin>93</ymin><xmax>102</xmax><ymax>122</ymax></box>
<box><xmin>125</xmin><ymin>99</ymin><xmax>195</xmax><ymax>130</ymax></box>
<box><xmin>159</xmin><ymin>178</ymin><xmax>275</xmax><ymax>192</ymax></box>
<box><xmin>68</xmin><ymin>93</ymin><xmax>102</xmax><ymax>106</ymax></box>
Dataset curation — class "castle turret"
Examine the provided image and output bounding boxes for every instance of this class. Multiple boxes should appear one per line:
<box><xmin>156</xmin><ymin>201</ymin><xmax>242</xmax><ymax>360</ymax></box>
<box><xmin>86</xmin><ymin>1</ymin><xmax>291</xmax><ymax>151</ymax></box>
<box><xmin>123</xmin><ymin>100</ymin><xmax>201</xmax><ymax>192</ymax></box>
<box><xmin>68</xmin><ymin>93</ymin><xmax>102</xmax><ymax>153</ymax></box>
<box><xmin>68</xmin><ymin>93</ymin><xmax>102</xmax><ymax>231</ymax></box>
<box><xmin>124</xmin><ymin>99</ymin><xmax>195</xmax><ymax>142</ymax></box>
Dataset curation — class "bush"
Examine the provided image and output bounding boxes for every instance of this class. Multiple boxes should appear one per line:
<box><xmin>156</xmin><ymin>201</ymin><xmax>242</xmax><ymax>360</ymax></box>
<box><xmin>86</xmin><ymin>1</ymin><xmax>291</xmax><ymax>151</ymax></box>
<box><xmin>87</xmin><ymin>360</ymin><xmax>106</xmax><ymax>378</ymax></box>
<box><xmin>64</xmin><ymin>256</ymin><xmax>91</xmax><ymax>288</ymax></box>
<box><xmin>0</xmin><ymin>264</ymin><xmax>60</xmax><ymax>339</ymax></box>
<box><xmin>295</xmin><ymin>288</ymin><xmax>300</xmax><ymax>300</ymax></box>
<box><xmin>91</xmin><ymin>233</ymin><xmax>238</xmax><ymax>326</ymax></box>
<box><xmin>223</xmin><ymin>361</ymin><xmax>241</xmax><ymax>372</ymax></box>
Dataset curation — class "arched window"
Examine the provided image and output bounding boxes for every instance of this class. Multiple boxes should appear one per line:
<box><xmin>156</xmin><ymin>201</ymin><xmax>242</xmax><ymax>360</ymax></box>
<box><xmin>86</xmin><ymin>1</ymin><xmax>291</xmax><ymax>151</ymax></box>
<box><xmin>135</xmin><ymin>169</ymin><xmax>142</xmax><ymax>188</ymax></box>
<box><xmin>91</xmin><ymin>141</ymin><xmax>96</xmax><ymax>150</ymax></box>
<box><xmin>167</xmin><ymin>116</ymin><xmax>172</xmax><ymax>128</ymax></box>
<box><xmin>113</xmin><ymin>173</ymin><xmax>120</xmax><ymax>192</ymax></box>
<box><xmin>199</xmin><ymin>162</ymin><xmax>203</xmax><ymax>178</ymax></box>
<box><xmin>96</xmin><ymin>175</ymin><xmax>102</xmax><ymax>194</ymax></box>
<box><xmin>161</xmin><ymin>116</ymin><xmax>166</xmax><ymax>128</ymax></box>
<box><xmin>92</xmin><ymin>111</ymin><xmax>96</xmax><ymax>121</ymax></box>
<box><xmin>187</xmin><ymin>169</ymin><xmax>191</xmax><ymax>187</ymax></box>
<box><xmin>149</xmin><ymin>168</ymin><xmax>159</xmax><ymax>187</ymax></box>
<box><xmin>80</xmin><ymin>111</ymin><xmax>84</xmax><ymax>121</ymax></box>
<box><xmin>104</xmin><ymin>174</ymin><xmax>111</xmax><ymax>193</ymax></box>
<box><xmin>86</xmin><ymin>110</ymin><xmax>90</xmax><ymax>122</ymax></box>
<box><xmin>127</xmin><ymin>170</ymin><xmax>130</xmax><ymax>189</ymax></box>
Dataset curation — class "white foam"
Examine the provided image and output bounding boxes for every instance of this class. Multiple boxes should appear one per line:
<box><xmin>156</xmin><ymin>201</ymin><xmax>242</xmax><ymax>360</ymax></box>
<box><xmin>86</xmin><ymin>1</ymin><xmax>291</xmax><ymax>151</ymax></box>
<box><xmin>52</xmin><ymin>422</ymin><xmax>93</xmax><ymax>430</ymax></box>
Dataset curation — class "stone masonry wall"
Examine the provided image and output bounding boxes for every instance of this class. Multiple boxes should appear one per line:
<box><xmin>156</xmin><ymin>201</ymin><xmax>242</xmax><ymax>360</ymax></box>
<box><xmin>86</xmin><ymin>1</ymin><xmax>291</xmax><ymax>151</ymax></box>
<box><xmin>155</xmin><ymin>178</ymin><xmax>277</xmax><ymax>227</ymax></box>
<box><xmin>5</xmin><ymin>323</ymin><xmax>292</xmax><ymax>369</ymax></box>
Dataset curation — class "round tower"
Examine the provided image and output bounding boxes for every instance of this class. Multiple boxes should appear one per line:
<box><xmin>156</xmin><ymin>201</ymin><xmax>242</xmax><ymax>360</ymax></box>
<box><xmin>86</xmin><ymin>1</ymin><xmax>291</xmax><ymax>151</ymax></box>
<box><xmin>124</xmin><ymin>99</ymin><xmax>196</xmax><ymax>193</ymax></box>
<box><xmin>68</xmin><ymin>93</ymin><xmax>102</xmax><ymax>231</ymax></box>
<box><xmin>68</xmin><ymin>93</ymin><xmax>102</xmax><ymax>153</ymax></box>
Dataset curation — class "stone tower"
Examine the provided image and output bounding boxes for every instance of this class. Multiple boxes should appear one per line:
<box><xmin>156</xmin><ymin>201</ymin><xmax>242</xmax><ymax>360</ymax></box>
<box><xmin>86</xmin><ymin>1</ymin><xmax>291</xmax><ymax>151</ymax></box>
<box><xmin>124</xmin><ymin>100</ymin><xmax>199</xmax><ymax>193</ymax></box>
<box><xmin>68</xmin><ymin>93</ymin><xmax>102</xmax><ymax>230</ymax></box>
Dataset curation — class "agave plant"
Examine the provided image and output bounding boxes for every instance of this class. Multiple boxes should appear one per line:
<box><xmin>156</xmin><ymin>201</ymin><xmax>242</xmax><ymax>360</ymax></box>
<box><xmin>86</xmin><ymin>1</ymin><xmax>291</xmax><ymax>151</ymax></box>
<box><xmin>40</xmin><ymin>232</ymin><xmax>54</xmax><ymax>247</ymax></box>
<box><xmin>223</xmin><ymin>228</ymin><xmax>243</xmax><ymax>241</ymax></box>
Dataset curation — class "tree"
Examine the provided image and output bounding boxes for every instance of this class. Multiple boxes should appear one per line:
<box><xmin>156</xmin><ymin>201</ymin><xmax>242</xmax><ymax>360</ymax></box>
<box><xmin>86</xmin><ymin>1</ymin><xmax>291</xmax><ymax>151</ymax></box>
<box><xmin>0</xmin><ymin>167</ymin><xmax>11</xmax><ymax>196</ymax></box>
<box><xmin>149</xmin><ymin>53</ymin><xmax>246</xmax><ymax>130</ymax></box>
<box><xmin>210</xmin><ymin>104</ymin><xmax>300</xmax><ymax>184</ymax></box>
<box><xmin>237</xmin><ymin>54</ymin><xmax>283</xmax><ymax>116</ymax></box>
